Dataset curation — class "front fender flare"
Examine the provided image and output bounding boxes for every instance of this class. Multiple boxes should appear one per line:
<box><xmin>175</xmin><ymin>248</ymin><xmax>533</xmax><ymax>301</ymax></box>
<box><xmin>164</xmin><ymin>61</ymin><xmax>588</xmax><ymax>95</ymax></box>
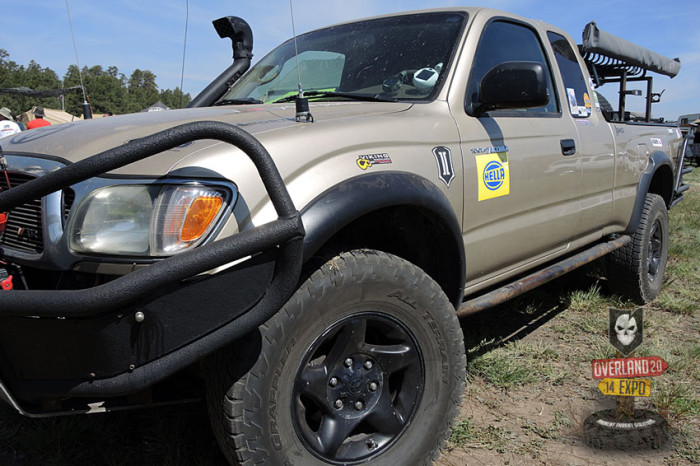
<box><xmin>300</xmin><ymin>171</ymin><xmax>465</xmax><ymax>306</ymax></box>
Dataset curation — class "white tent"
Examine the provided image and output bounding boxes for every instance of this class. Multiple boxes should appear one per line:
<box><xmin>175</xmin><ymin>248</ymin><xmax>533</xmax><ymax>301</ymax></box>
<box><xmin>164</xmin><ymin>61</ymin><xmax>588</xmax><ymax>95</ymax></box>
<box><xmin>141</xmin><ymin>101</ymin><xmax>170</xmax><ymax>112</ymax></box>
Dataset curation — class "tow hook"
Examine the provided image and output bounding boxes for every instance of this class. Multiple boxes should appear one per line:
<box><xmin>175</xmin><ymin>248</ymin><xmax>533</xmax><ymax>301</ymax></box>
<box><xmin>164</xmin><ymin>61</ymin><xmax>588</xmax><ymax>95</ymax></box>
<box><xmin>0</xmin><ymin>268</ymin><xmax>13</xmax><ymax>291</ymax></box>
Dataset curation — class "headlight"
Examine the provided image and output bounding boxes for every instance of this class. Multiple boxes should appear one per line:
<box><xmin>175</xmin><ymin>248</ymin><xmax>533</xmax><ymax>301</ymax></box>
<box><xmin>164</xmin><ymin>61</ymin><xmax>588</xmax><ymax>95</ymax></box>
<box><xmin>69</xmin><ymin>184</ymin><xmax>230</xmax><ymax>256</ymax></box>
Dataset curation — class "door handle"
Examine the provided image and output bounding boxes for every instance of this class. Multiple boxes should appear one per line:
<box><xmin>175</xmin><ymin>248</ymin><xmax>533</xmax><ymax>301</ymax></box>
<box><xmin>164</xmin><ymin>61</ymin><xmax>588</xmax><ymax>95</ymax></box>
<box><xmin>561</xmin><ymin>139</ymin><xmax>576</xmax><ymax>156</ymax></box>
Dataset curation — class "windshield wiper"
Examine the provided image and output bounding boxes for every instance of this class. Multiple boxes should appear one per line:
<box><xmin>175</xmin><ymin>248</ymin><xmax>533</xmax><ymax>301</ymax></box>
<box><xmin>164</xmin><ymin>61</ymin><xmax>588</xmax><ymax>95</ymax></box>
<box><xmin>214</xmin><ymin>97</ymin><xmax>264</xmax><ymax>106</ymax></box>
<box><xmin>272</xmin><ymin>91</ymin><xmax>398</xmax><ymax>104</ymax></box>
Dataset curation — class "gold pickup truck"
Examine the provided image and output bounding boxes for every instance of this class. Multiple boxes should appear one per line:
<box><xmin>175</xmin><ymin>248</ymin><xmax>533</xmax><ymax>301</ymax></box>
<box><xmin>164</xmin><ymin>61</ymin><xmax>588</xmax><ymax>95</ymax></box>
<box><xmin>0</xmin><ymin>7</ymin><xmax>691</xmax><ymax>465</ymax></box>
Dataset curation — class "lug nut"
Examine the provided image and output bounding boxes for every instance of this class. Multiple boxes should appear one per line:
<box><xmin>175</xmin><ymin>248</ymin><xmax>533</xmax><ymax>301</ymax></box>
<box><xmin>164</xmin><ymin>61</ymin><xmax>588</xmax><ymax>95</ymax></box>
<box><xmin>367</xmin><ymin>439</ymin><xmax>377</xmax><ymax>450</ymax></box>
<box><xmin>363</xmin><ymin>360</ymin><xmax>373</xmax><ymax>370</ymax></box>
<box><xmin>369</xmin><ymin>381</ymin><xmax>378</xmax><ymax>392</ymax></box>
<box><xmin>344</xmin><ymin>358</ymin><xmax>353</xmax><ymax>368</ymax></box>
<box><xmin>354</xmin><ymin>400</ymin><xmax>364</xmax><ymax>411</ymax></box>
<box><xmin>334</xmin><ymin>399</ymin><xmax>344</xmax><ymax>409</ymax></box>
<box><xmin>329</xmin><ymin>377</ymin><xmax>338</xmax><ymax>387</ymax></box>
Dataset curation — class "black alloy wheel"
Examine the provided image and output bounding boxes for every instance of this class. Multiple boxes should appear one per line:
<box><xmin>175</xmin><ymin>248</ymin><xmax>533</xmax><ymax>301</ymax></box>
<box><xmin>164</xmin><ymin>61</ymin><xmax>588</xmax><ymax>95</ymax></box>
<box><xmin>292</xmin><ymin>313</ymin><xmax>423</xmax><ymax>462</ymax></box>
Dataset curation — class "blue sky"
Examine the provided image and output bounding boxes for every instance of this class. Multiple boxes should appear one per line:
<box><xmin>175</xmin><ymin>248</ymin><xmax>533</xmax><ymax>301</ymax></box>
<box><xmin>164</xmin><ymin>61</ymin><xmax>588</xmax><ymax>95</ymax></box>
<box><xmin>3</xmin><ymin>0</ymin><xmax>699</xmax><ymax>120</ymax></box>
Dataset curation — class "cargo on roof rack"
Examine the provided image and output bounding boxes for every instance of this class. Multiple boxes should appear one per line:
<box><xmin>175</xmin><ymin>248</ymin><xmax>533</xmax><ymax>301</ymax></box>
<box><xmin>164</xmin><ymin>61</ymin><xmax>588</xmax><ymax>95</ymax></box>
<box><xmin>579</xmin><ymin>22</ymin><xmax>681</xmax><ymax>122</ymax></box>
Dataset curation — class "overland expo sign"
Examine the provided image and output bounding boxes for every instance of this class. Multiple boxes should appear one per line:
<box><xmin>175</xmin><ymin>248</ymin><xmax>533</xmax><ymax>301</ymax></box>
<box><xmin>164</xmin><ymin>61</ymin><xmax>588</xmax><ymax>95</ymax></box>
<box><xmin>591</xmin><ymin>356</ymin><xmax>669</xmax><ymax>379</ymax></box>
<box><xmin>584</xmin><ymin>308</ymin><xmax>668</xmax><ymax>449</ymax></box>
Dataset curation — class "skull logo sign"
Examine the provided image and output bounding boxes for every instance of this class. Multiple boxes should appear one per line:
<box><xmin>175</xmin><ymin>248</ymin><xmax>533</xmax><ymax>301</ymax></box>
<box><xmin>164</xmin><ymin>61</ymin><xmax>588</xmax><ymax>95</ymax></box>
<box><xmin>615</xmin><ymin>314</ymin><xmax>637</xmax><ymax>346</ymax></box>
<box><xmin>609</xmin><ymin>308</ymin><xmax>644</xmax><ymax>355</ymax></box>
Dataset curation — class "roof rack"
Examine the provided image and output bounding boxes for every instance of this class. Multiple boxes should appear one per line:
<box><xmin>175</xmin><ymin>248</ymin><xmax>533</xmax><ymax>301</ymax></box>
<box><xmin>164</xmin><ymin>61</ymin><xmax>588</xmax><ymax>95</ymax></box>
<box><xmin>579</xmin><ymin>22</ymin><xmax>681</xmax><ymax>122</ymax></box>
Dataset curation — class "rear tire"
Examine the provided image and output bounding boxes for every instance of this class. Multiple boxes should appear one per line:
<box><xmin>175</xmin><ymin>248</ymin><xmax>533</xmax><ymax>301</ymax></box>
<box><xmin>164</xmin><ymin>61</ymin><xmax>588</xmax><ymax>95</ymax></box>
<box><xmin>206</xmin><ymin>249</ymin><xmax>466</xmax><ymax>465</ymax></box>
<box><xmin>607</xmin><ymin>193</ymin><xmax>669</xmax><ymax>303</ymax></box>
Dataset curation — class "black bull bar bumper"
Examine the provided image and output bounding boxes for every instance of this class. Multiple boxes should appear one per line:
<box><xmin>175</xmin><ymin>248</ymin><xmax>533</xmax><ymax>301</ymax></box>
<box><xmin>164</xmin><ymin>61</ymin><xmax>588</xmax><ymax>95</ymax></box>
<box><xmin>0</xmin><ymin>121</ymin><xmax>305</xmax><ymax>400</ymax></box>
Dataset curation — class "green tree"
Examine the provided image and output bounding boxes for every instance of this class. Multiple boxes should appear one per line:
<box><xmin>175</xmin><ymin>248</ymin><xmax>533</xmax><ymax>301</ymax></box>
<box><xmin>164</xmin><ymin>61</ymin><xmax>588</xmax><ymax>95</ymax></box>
<box><xmin>0</xmin><ymin>50</ymin><xmax>62</xmax><ymax>117</ymax></box>
<box><xmin>124</xmin><ymin>68</ymin><xmax>160</xmax><ymax>112</ymax></box>
<box><xmin>159</xmin><ymin>87</ymin><xmax>191</xmax><ymax>109</ymax></box>
<box><xmin>1</xmin><ymin>49</ymin><xmax>193</xmax><ymax>118</ymax></box>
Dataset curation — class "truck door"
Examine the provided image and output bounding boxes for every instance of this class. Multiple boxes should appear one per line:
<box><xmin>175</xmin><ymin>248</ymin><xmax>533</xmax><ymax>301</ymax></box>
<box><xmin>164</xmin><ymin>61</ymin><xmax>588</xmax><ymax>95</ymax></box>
<box><xmin>546</xmin><ymin>31</ymin><xmax>616</xmax><ymax>237</ymax></box>
<box><xmin>453</xmin><ymin>19</ymin><xmax>582</xmax><ymax>289</ymax></box>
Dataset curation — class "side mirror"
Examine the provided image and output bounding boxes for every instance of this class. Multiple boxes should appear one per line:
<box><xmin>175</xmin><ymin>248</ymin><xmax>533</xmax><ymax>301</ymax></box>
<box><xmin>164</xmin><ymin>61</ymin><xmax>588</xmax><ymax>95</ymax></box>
<box><xmin>474</xmin><ymin>61</ymin><xmax>549</xmax><ymax>114</ymax></box>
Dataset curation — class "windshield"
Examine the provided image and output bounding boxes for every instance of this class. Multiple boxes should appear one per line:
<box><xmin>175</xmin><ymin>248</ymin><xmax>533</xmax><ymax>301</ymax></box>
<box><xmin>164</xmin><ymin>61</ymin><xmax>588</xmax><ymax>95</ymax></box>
<box><xmin>219</xmin><ymin>12</ymin><xmax>466</xmax><ymax>104</ymax></box>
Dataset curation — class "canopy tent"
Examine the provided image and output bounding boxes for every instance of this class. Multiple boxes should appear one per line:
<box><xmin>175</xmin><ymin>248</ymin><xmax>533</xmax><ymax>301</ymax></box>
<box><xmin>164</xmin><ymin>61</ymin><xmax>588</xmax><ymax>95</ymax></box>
<box><xmin>20</xmin><ymin>107</ymin><xmax>82</xmax><ymax>125</ymax></box>
<box><xmin>141</xmin><ymin>101</ymin><xmax>170</xmax><ymax>112</ymax></box>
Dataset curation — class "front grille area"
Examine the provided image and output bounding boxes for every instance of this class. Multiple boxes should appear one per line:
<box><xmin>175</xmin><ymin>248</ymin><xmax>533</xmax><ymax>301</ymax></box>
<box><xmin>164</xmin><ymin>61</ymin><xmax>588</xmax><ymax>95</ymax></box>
<box><xmin>0</xmin><ymin>172</ymin><xmax>75</xmax><ymax>253</ymax></box>
<box><xmin>1</xmin><ymin>173</ymin><xmax>43</xmax><ymax>252</ymax></box>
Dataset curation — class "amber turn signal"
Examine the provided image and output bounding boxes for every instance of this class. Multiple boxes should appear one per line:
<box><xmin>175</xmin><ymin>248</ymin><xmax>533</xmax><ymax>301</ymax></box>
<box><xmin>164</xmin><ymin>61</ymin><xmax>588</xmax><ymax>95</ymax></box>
<box><xmin>181</xmin><ymin>196</ymin><xmax>224</xmax><ymax>242</ymax></box>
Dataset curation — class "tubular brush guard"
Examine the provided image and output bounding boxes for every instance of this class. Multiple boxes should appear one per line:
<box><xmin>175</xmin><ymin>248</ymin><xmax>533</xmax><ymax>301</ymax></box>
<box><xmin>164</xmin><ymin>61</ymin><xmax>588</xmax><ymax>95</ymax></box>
<box><xmin>0</xmin><ymin>121</ymin><xmax>304</xmax><ymax>403</ymax></box>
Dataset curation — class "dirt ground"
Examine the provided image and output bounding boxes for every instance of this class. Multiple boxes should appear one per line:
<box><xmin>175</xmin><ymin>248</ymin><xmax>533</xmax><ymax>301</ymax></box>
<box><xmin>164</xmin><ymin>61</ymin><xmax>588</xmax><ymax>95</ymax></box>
<box><xmin>438</xmin><ymin>360</ymin><xmax>687</xmax><ymax>466</ymax></box>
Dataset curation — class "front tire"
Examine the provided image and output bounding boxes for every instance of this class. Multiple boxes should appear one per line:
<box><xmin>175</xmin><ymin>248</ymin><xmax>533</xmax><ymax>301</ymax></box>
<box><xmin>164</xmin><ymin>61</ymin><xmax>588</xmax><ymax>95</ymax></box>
<box><xmin>607</xmin><ymin>193</ymin><xmax>669</xmax><ymax>303</ymax></box>
<box><xmin>206</xmin><ymin>250</ymin><xmax>466</xmax><ymax>465</ymax></box>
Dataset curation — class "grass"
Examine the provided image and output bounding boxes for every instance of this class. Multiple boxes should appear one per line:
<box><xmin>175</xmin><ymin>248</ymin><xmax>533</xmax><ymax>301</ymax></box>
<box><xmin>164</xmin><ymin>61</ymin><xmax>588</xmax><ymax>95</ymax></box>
<box><xmin>448</xmin><ymin>418</ymin><xmax>514</xmax><ymax>453</ymax></box>
<box><xmin>468</xmin><ymin>339</ymin><xmax>562</xmax><ymax>388</ymax></box>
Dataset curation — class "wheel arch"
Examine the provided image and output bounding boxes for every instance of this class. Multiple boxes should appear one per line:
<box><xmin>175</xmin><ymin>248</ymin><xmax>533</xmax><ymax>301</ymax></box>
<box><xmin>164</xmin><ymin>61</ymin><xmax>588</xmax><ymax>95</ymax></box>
<box><xmin>625</xmin><ymin>151</ymin><xmax>674</xmax><ymax>235</ymax></box>
<box><xmin>300</xmin><ymin>172</ymin><xmax>465</xmax><ymax>308</ymax></box>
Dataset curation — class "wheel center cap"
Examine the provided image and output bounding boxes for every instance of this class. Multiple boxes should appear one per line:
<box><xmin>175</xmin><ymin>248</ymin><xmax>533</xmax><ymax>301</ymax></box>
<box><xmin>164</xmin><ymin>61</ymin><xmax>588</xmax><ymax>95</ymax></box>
<box><xmin>327</xmin><ymin>354</ymin><xmax>383</xmax><ymax>418</ymax></box>
<box><xmin>346</xmin><ymin>376</ymin><xmax>365</xmax><ymax>395</ymax></box>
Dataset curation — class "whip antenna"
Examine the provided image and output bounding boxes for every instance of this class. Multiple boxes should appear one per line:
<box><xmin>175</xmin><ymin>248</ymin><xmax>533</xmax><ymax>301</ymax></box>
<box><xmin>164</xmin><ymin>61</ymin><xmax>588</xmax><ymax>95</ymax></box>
<box><xmin>65</xmin><ymin>0</ymin><xmax>92</xmax><ymax>118</ymax></box>
<box><xmin>179</xmin><ymin>0</ymin><xmax>189</xmax><ymax>108</ymax></box>
<box><xmin>289</xmin><ymin>0</ymin><xmax>313</xmax><ymax>122</ymax></box>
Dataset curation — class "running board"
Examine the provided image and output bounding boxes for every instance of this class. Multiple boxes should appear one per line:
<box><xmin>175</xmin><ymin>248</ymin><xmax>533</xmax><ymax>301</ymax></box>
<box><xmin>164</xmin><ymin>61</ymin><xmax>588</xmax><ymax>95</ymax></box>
<box><xmin>456</xmin><ymin>235</ymin><xmax>631</xmax><ymax>318</ymax></box>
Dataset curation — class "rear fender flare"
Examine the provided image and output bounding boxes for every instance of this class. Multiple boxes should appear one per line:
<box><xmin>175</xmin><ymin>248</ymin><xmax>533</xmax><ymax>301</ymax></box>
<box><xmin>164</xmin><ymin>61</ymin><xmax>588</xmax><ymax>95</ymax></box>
<box><xmin>625</xmin><ymin>151</ymin><xmax>673</xmax><ymax>234</ymax></box>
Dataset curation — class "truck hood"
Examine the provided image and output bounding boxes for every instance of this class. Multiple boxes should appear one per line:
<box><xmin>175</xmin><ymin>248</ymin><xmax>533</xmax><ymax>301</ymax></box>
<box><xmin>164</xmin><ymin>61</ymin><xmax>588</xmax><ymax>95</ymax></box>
<box><xmin>1</xmin><ymin>102</ymin><xmax>412</xmax><ymax>170</ymax></box>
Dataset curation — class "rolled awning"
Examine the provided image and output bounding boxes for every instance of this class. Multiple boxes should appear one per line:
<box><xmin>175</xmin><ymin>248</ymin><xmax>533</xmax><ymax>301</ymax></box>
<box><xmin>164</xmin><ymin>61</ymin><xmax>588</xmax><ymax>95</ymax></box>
<box><xmin>581</xmin><ymin>22</ymin><xmax>681</xmax><ymax>78</ymax></box>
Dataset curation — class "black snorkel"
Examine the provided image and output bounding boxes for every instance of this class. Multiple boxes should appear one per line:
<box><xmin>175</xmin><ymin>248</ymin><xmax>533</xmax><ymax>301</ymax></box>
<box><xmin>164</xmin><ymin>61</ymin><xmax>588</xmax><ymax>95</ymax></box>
<box><xmin>187</xmin><ymin>16</ymin><xmax>254</xmax><ymax>108</ymax></box>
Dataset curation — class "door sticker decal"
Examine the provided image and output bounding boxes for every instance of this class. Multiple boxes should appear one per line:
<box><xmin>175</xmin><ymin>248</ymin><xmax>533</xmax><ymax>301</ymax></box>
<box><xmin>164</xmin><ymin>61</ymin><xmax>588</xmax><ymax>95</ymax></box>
<box><xmin>475</xmin><ymin>150</ymin><xmax>510</xmax><ymax>201</ymax></box>
<box><xmin>433</xmin><ymin>146</ymin><xmax>455</xmax><ymax>187</ymax></box>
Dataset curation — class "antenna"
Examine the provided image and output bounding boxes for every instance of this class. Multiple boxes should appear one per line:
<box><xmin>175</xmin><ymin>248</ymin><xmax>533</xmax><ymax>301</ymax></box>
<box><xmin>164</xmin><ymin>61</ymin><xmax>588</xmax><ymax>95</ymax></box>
<box><xmin>65</xmin><ymin>0</ymin><xmax>92</xmax><ymax>119</ymax></box>
<box><xmin>179</xmin><ymin>0</ymin><xmax>189</xmax><ymax>108</ymax></box>
<box><xmin>289</xmin><ymin>0</ymin><xmax>313</xmax><ymax>123</ymax></box>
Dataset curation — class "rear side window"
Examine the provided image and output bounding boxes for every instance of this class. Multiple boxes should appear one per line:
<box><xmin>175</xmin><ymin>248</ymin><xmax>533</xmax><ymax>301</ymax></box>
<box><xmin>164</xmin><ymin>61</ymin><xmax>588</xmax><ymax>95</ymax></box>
<box><xmin>547</xmin><ymin>31</ymin><xmax>592</xmax><ymax>118</ymax></box>
<box><xmin>467</xmin><ymin>20</ymin><xmax>559</xmax><ymax>115</ymax></box>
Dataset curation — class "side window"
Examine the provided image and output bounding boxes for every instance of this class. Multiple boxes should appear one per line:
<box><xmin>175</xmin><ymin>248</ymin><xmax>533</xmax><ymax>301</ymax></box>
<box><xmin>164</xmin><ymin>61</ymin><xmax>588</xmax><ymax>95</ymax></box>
<box><xmin>547</xmin><ymin>31</ymin><xmax>591</xmax><ymax>118</ymax></box>
<box><xmin>467</xmin><ymin>20</ymin><xmax>558</xmax><ymax>115</ymax></box>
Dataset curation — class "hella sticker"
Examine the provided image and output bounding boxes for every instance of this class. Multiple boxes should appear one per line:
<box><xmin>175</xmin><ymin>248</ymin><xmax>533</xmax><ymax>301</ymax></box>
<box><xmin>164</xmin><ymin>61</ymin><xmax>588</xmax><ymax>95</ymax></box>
<box><xmin>476</xmin><ymin>150</ymin><xmax>510</xmax><ymax>201</ymax></box>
